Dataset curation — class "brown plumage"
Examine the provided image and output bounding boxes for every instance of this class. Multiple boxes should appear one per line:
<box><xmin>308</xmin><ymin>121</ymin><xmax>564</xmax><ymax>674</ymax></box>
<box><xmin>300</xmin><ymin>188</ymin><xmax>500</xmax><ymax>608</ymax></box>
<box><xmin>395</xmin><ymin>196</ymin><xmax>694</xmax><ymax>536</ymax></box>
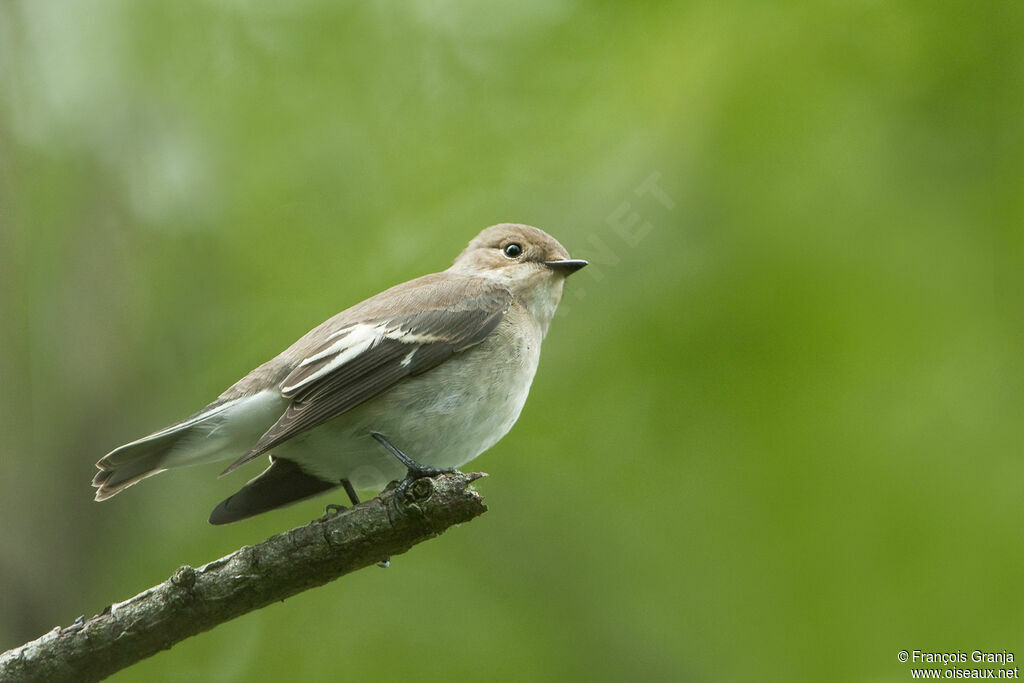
<box><xmin>93</xmin><ymin>224</ymin><xmax>586</xmax><ymax>523</ymax></box>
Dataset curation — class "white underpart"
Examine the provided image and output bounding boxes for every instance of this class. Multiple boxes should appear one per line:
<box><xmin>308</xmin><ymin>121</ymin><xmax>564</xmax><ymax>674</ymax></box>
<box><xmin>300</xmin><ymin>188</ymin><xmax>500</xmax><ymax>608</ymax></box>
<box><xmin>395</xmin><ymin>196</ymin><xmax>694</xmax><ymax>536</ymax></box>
<box><xmin>278</xmin><ymin>306</ymin><xmax>544</xmax><ymax>491</ymax></box>
<box><xmin>522</xmin><ymin>276</ymin><xmax>564</xmax><ymax>337</ymax></box>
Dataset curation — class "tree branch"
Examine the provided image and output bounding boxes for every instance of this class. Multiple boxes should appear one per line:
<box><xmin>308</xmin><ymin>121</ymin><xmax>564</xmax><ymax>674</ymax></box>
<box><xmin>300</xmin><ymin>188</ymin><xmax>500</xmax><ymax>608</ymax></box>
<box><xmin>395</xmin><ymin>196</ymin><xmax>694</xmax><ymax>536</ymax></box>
<box><xmin>0</xmin><ymin>472</ymin><xmax>487</xmax><ymax>683</ymax></box>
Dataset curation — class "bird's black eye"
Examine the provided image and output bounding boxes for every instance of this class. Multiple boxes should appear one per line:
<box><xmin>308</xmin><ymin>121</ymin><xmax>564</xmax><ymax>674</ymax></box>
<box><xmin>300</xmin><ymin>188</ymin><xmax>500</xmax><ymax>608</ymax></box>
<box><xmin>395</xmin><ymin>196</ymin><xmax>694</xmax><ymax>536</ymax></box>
<box><xmin>503</xmin><ymin>243</ymin><xmax>523</xmax><ymax>258</ymax></box>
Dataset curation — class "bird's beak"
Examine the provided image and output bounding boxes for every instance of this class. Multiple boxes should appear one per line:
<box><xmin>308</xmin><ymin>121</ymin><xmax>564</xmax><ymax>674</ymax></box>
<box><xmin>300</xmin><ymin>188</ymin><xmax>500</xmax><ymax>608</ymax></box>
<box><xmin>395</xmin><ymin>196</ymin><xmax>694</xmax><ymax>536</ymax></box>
<box><xmin>543</xmin><ymin>259</ymin><xmax>588</xmax><ymax>276</ymax></box>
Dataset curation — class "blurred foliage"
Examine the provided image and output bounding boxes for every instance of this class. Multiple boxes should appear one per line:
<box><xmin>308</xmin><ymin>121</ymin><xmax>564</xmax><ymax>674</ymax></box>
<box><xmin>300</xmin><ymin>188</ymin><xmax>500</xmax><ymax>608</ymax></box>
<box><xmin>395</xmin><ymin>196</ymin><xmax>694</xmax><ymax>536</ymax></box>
<box><xmin>1</xmin><ymin>1</ymin><xmax>1022</xmax><ymax>681</ymax></box>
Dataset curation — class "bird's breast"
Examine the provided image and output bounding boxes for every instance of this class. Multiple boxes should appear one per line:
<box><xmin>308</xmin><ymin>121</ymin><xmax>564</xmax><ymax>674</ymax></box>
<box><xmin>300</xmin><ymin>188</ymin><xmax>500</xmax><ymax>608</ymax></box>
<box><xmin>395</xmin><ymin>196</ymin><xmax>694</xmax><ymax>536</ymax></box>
<box><xmin>281</xmin><ymin>307</ymin><xmax>543</xmax><ymax>488</ymax></box>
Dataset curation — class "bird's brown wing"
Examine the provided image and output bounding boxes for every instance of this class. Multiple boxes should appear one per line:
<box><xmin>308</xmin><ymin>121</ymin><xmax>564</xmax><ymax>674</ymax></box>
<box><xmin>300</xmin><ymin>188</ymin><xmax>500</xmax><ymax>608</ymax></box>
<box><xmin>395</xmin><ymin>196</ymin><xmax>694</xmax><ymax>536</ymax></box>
<box><xmin>221</xmin><ymin>275</ymin><xmax>511</xmax><ymax>474</ymax></box>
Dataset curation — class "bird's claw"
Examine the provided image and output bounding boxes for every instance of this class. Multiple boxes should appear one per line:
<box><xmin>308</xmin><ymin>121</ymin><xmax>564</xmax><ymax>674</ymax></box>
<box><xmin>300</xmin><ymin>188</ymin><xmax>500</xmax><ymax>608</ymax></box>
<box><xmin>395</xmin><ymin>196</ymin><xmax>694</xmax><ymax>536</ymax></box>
<box><xmin>393</xmin><ymin>466</ymin><xmax>457</xmax><ymax>503</ymax></box>
<box><xmin>323</xmin><ymin>503</ymin><xmax>346</xmax><ymax>516</ymax></box>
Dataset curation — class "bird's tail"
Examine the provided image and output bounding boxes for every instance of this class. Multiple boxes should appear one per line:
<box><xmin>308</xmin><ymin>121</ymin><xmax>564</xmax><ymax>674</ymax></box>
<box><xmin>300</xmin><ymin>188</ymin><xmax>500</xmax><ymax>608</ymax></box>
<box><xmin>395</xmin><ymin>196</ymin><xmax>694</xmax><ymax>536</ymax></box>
<box><xmin>92</xmin><ymin>429</ymin><xmax>189</xmax><ymax>500</ymax></box>
<box><xmin>93</xmin><ymin>392</ymin><xmax>286</xmax><ymax>501</ymax></box>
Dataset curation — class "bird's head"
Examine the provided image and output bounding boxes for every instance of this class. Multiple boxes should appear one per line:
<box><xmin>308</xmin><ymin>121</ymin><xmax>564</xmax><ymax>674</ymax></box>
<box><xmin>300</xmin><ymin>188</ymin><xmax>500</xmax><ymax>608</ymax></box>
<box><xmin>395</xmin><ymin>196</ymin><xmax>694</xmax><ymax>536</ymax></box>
<box><xmin>450</xmin><ymin>223</ymin><xmax>587</xmax><ymax>333</ymax></box>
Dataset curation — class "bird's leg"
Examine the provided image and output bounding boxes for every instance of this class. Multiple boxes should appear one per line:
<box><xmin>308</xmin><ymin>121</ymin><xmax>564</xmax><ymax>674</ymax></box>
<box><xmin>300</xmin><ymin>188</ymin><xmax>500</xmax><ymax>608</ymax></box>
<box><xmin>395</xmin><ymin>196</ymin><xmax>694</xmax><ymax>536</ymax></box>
<box><xmin>341</xmin><ymin>480</ymin><xmax>360</xmax><ymax>506</ymax></box>
<box><xmin>370</xmin><ymin>432</ymin><xmax>457</xmax><ymax>569</ymax></box>
<box><xmin>325</xmin><ymin>480</ymin><xmax>389</xmax><ymax>568</ymax></box>
<box><xmin>371</xmin><ymin>432</ymin><xmax>457</xmax><ymax>502</ymax></box>
<box><xmin>323</xmin><ymin>479</ymin><xmax>361</xmax><ymax>516</ymax></box>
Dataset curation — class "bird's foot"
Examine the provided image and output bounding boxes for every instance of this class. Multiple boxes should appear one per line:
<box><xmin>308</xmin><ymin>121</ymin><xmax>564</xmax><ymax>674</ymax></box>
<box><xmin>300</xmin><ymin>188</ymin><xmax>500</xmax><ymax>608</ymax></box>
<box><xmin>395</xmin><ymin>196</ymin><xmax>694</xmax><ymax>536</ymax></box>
<box><xmin>323</xmin><ymin>503</ymin><xmax>347</xmax><ymax>516</ymax></box>
<box><xmin>322</xmin><ymin>479</ymin><xmax>361</xmax><ymax>519</ymax></box>
<box><xmin>371</xmin><ymin>432</ymin><xmax>459</xmax><ymax>503</ymax></box>
<box><xmin>393</xmin><ymin>463</ymin><xmax>459</xmax><ymax>502</ymax></box>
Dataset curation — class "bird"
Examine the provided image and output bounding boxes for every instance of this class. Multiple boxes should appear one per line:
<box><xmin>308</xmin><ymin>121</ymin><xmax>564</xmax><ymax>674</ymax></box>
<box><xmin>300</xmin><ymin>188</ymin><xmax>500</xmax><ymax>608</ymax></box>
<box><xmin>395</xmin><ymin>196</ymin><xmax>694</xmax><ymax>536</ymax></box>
<box><xmin>93</xmin><ymin>223</ymin><xmax>587</xmax><ymax>524</ymax></box>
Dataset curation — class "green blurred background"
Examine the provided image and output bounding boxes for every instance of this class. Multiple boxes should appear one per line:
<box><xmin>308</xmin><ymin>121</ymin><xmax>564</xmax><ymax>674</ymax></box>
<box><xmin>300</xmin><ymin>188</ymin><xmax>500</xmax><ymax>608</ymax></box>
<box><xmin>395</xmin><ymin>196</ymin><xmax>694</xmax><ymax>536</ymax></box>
<box><xmin>1</xmin><ymin>1</ymin><xmax>1021</xmax><ymax>681</ymax></box>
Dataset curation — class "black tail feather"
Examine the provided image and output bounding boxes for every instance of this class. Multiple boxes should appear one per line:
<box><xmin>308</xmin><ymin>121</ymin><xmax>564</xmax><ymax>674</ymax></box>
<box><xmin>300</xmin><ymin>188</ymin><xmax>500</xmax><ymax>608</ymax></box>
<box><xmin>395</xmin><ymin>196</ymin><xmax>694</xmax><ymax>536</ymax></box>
<box><xmin>208</xmin><ymin>458</ymin><xmax>339</xmax><ymax>524</ymax></box>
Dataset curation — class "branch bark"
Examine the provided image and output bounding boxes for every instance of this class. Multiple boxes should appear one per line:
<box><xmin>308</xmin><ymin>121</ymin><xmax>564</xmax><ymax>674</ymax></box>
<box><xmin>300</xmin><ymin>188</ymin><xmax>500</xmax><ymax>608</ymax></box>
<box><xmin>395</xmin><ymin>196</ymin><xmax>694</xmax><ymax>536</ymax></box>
<box><xmin>0</xmin><ymin>472</ymin><xmax>487</xmax><ymax>682</ymax></box>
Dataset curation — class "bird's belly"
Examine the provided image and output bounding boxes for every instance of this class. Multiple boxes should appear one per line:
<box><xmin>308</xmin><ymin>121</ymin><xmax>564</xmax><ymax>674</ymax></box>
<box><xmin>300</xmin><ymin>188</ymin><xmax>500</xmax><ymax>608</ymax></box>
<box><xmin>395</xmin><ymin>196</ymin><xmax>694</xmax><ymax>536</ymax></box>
<box><xmin>278</xmin><ymin>326</ymin><xmax>541</xmax><ymax>490</ymax></box>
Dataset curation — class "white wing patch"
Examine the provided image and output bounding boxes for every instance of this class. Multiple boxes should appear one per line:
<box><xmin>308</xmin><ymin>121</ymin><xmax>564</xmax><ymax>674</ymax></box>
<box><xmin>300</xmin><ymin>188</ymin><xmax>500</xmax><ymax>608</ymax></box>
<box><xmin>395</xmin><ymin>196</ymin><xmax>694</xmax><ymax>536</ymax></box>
<box><xmin>285</xmin><ymin>324</ymin><xmax>382</xmax><ymax>394</ymax></box>
<box><xmin>283</xmin><ymin>323</ymin><xmax>443</xmax><ymax>397</ymax></box>
<box><xmin>298</xmin><ymin>328</ymin><xmax>354</xmax><ymax>366</ymax></box>
<box><xmin>297</xmin><ymin>324</ymin><xmax>373</xmax><ymax>369</ymax></box>
<box><xmin>385</xmin><ymin>327</ymin><xmax>444</xmax><ymax>345</ymax></box>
